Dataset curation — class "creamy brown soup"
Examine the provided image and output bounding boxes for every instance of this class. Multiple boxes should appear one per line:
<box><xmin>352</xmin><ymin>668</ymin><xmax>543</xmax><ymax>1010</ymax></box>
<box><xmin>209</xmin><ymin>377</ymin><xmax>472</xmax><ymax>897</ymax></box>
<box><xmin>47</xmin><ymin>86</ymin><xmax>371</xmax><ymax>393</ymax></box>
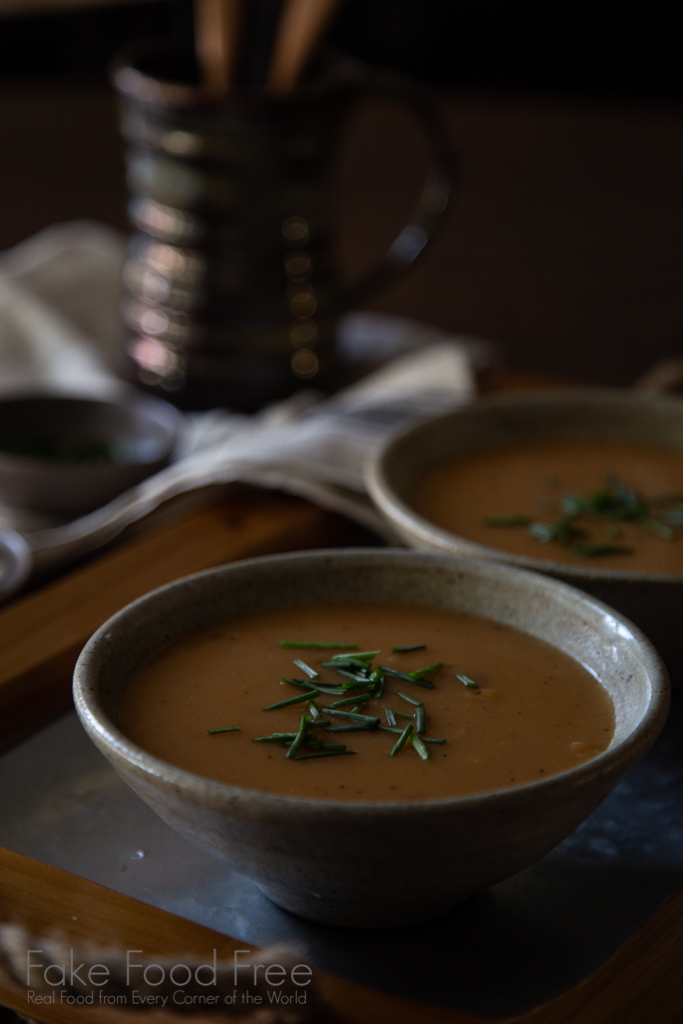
<box><xmin>120</xmin><ymin>603</ymin><xmax>614</xmax><ymax>802</ymax></box>
<box><xmin>413</xmin><ymin>439</ymin><xmax>683</xmax><ymax>573</ymax></box>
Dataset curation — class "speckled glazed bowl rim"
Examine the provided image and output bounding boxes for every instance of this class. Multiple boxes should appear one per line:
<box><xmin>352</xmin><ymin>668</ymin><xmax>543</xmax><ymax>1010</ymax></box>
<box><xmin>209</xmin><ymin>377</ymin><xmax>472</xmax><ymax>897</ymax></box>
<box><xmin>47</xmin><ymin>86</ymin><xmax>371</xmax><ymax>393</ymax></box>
<box><xmin>366</xmin><ymin>389</ymin><xmax>683</xmax><ymax>585</ymax></box>
<box><xmin>73</xmin><ymin>548</ymin><xmax>669</xmax><ymax>818</ymax></box>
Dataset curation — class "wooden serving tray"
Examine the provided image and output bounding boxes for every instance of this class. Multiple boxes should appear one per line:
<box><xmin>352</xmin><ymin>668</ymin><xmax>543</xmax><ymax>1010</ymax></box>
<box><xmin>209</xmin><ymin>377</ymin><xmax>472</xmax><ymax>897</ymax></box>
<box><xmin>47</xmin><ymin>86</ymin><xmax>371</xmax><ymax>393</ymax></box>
<box><xmin>1</xmin><ymin>485</ymin><xmax>682</xmax><ymax>1024</ymax></box>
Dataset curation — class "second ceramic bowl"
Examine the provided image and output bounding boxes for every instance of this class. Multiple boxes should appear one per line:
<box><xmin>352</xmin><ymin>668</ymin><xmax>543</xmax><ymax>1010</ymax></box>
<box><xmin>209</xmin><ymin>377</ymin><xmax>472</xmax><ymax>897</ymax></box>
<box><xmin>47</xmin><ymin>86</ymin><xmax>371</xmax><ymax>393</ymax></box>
<box><xmin>73</xmin><ymin>549</ymin><xmax>668</xmax><ymax>928</ymax></box>
<box><xmin>366</xmin><ymin>390</ymin><xmax>683</xmax><ymax>683</ymax></box>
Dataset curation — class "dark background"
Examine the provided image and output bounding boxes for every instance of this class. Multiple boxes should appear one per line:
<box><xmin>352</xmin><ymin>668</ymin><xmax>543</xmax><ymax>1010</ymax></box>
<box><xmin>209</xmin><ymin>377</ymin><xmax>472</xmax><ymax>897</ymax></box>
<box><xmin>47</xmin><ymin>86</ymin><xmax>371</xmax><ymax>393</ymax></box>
<box><xmin>1</xmin><ymin>0</ymin><xmax>683</xmax><ymax>386</ymax></box>
<box><xmin>0</xmin><ymin>0</ymin><xmax>681</xmax><ymax>97</ymax></box>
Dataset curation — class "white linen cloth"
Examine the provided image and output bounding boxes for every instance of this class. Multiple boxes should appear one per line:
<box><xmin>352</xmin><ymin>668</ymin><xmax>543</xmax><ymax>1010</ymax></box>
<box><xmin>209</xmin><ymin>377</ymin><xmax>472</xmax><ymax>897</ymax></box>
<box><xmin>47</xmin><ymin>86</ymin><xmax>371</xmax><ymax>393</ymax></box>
<box><xmin>0</xmin><ymin>222</ymin><xmax>494</xmax><ymax>571</ymax></box>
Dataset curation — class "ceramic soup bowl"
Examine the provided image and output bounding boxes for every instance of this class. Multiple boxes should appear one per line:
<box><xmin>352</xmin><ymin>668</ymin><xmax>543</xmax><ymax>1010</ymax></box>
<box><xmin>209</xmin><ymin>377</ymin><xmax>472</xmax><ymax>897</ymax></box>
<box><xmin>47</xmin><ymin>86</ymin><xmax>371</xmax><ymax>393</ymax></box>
<box><xmin>367</xmin><ymin>390</ymin><xmax>683</xmax><ymax>684</ymax></box>
<box><xmin>73</xmin><ymin>548</ymin><xmax>668</xmax><ymax>928</ymax></box>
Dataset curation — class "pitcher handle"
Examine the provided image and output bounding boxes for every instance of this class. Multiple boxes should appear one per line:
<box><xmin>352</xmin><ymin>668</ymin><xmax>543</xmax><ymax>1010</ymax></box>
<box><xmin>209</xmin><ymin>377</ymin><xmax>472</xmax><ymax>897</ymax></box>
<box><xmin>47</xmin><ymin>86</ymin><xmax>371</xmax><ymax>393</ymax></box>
<box><xmin>336</xmin><ymin>65</ymin><xmax>457</xmax><ymax>311</ymax></box>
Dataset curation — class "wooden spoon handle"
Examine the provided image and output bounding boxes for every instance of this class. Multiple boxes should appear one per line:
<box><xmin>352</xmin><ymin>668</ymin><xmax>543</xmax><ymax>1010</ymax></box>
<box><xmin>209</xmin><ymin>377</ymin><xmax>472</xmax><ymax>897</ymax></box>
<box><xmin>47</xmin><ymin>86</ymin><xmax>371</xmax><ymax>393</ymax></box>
<box><xmin>267</xmin><ymin>0</ymin><xmax>341</xmax><ymax>92</ymax></box>
<box><xmin>195</xmin><ymin>0</ymin><xmax>242</xmax><ymax>94</ymax></box>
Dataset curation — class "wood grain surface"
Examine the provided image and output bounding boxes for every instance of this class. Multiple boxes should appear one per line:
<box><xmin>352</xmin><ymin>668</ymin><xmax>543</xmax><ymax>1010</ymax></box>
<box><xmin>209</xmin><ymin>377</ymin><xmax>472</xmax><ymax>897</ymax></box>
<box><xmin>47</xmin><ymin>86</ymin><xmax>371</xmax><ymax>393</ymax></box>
<box><xmin>1</xmin><ymin>844</ymin><xmax>683</xmax><ymax>1024</ymax></box>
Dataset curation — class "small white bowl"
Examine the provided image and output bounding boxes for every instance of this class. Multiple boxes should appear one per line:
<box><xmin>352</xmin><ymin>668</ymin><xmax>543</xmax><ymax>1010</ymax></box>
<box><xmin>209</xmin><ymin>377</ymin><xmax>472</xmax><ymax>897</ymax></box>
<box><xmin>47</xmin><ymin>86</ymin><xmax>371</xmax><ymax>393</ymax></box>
<box><xmin>0</xmin><ymin>390</ymin><xmax>180</xmax><ymax>514</ymax></box>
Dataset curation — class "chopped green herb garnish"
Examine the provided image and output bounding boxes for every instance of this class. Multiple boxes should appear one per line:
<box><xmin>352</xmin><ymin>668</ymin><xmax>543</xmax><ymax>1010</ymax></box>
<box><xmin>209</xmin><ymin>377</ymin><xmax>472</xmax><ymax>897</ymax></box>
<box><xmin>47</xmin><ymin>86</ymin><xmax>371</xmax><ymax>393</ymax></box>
<box><xmin>392</xmin><ymin>643</ymin><xmax>426</xmax><ymax>653</ymax></box>
<box><xmin>395</xmin><ymin>690</ymin><xmax>423</xmax><ymax>707</ymax></box>
<box><xmin>253</xmin><ymin>732</ymin><xmax>297</xmax><ymax>742</ymax></box>
<box><xmin>328</xmin><ymin>724</ymin><xmax>377</xmax><ymax>733</ymax></box>
<box><xmin>660</xmin><ymin>508</ymin><xmax>683</xmax><ymax>527</ymax></box>
<box><xmin>308</xmin><ymin>701</ymin><xmax>320</xmax><ymax>718</ymax></box>
<box><xmin>385</xmin><ymin>707</ymin><xmax>397</xmax><ymax>727</ymax></box>
<box><xmin>528</xmin><ymin>521</ymin><xmax>557</xmax><ymax>543</ymax></box>
<box><xmin>574</xmin><ymin>544</ymin><xmax>634</xmax><ymax>558</ymax></box>
<box><xmin>264</xmin><ymin>690</ymin><xmax>319</xmax><ymax>711</ymax></box>
<box><xmin>280</xmin><ymin>641</ymin><xmax>358</xmax><ymax>650</ymax></box>
<box><xmin>293</xmin><ymin>659</ymin><xmax>319</xmax><ymax>679</ymax></box>
<box><xmin>390</xmin><ymin>723</ymin><xmax>414</xmax><ymax>756</ymax></box>
<box><xmin>423</xmin><ymin>737</ymin><xmax>446</xmax><ymax>744</ymax></box>
<box><xmin>325</xmin><ymin>692</ymin><xmax>373</xmax><ymax>708</ymax></box>
<box><xmin>282</xmin><ymin>677</ymin><xmax>345</xmax><ymax>695</ymax></box>
<box><xmin>330</xmin><ymin>650</ymin><xmax>379</xmax><ymax>662</ymax></box>
<box><xmin>607</xmin><ymin>525</ymin><xmax>621</xmax><ymax>539</ymax></box>
<box><xmin>411</xmin><ymin>733</ymin><xmax>430</xmax><ymax>760</ymax></box>
<box><xmin>293</xmin><ymin>750</ymin><xmax>357</xmax><ymax>760</ymax></box>
<box><xmin>394</xmin><ymin>710</ymin><xmax>415</xmax><ymax>719</ymax></box>
<box><xmin>323</xmin><ymin>709</ymin><xmax>380</xmax><ymax>726</ymax></box>
<box><xmin>379</xmin><ymin>665</ymin><xmax>417</xmax><ymax>684</ymax></box>
<box><xmin>483</xmin><ymin>514</ymin><xmax>533</xmax><ymax>527</ymax></box>
<box><xmin>456</xmin><ymin>674</ymin><xmax>479</xmax><ymax>689</ymax></box>
<box><xmin>416</xmin><ymin>707</ymin><xmax>426</xmax><ymax>734</ymax></box>
<box><xmin>409</xmin><ymin>662</ymin><xmax>444</xmax><ymax>681</ymax></box>
<box><xmin>285</xmin><ymin>715</ymin><xmax>311</xmax><ymax>759</ymax></box>
<box><xmin>335</xmin><ymin>669</ymin><xmax>373</xmax><ymax>684</ymax></box>
<box><xmin>642</xmin><ymin>518</ymin><xmax>675</xmax><ymax>541</ymax></box>
<box><xmin>206</xmin><ymin>726</ymin><xmax>240</xmax><ymax>735</ymax></box>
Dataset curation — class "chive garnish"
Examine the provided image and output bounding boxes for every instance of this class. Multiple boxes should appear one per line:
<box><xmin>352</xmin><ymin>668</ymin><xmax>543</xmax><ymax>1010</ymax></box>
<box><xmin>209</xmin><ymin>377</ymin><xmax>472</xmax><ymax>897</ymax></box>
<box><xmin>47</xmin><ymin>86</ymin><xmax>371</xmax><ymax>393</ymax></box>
<box><xmin>323</xmin><ymin>709</ymin><xmax>380</xmax><ymax>726</ymax></box>
<box><xmin>456</xmin><ymin>674</ymin><xmax>479</xmax><ymax>689</ymax></box>
<box><xmin>206</xmin><ymin>726</ymin><xmax>240</xmax><ymax>735</ymax></box>
<box><xmin>392</xmin><ymin>643</ymin><xmax>426</xmax><ymax>653</ymax></box>
<box><xmin>326</xmin><ymin>691</ymin><xmax>372</xmax><ymax>707</ymax></box>
<box><xmin>394</xmin><ymin>710</ymin><xmax>415</xmax><ymax>719</ymax></box>
<box><xmin>308</xmin><ymin>701</ymin><xmax>320</xmax><ymax>718</ymax></box>
<box><xmin>328</xmin><ymin>724</ymin><xmax>377</xmax><ymax>733</ymax></box>
<box><xmin>282</xmin><ymin>677</ymin><xmax>344</xmax><ymax>696</ymax></box>
<box><xmin>335</xmin><ymin>669</ymin><xmax>373</xmax><ymax>684</ymax></box>
<box><xmin>483</xmin><ymin>514</ymin><xmax>533</xmax><ymax>527</ymax></box>
<box><xmin>293</xmin><ymin>750</ymin><xmax>357</xmax><ymax>760</ymax></box>
<box><xmin>280</xmin><ymin>641</ymin><xmax>358</xmax><ymax>650</ymax></box>
<box><xmin>379</xmin><ymin>727</ymin><xmax>445</xmax><ymax>743</ymax></box>
<box><xmin>390</xmin><ymin>723</ymin><xmax>414</xmax><ymax>756</ymax></box>
<box><xmin>264</xmin><ymin>689</ymin><xmax>320</xmax><ymax>711</ymax></box>
<box><xmin>423</xmin><ymin>737</ymin><xmax>446</xmax><ymax>744</ymax></box>
<box><xmin>293</xmin><ymin>659</ymin><xmax>319</xmax><ymax>679</ymax></box>
<box><xmin>330</xmin><ymin>650</ymin><xmax>379</xmax><ymax>662</ymax></box>
<box><xmin>253</xmin><ymin>733</ymin><xmax>297</xmax><ymax>742</ymax></box>
<box><xmin>286</xmin><ymin>715</ymin><xmax>311</xmax><ymax>759</ymax></box>
<box><xmin>642</xmin><ymin>518</ymin><xmax>675</xmax><ymax>541</ymax></box>
<box><xmin>370</xmin><ymin>668</ymin><xmax>385</xmax><ymax>699</ymax></box>
<box><xmin>395</xmin><ymin>690</ymin><xmax>423</xmax><ymax>707</ymax></box>
<box><xmin>379</xmin><ymin>666</ymin><xmax>416</xmax><ymax>684</ymax></box>
<box><xmin>385</xmin><ymin>707</ymin><xmax>397</xmax><ymax>726</ymax></box>
<box><xmin>409</xmin><ymin>662</ymin><xmax>444</xmax><ymax>681</ymax></box>
<box><xmin>416</xmin><ymin>707</ymin><xmax>426</xmax><ymax>734</ymax></box>
<box><xmin>282</xmin><ymin>677</ymin><xmax>319</xmax><ymax>692</ymax></box>
<box><xmin>574</xmin><ymin>544</ymin><xmax>634</xmax><ymax>557</ymax></box>
<box><xmin>411</xmin><ymin>733</ymin><xmax>430</xmax><ymax>760</ymax></box>
<box><xmin>528</xmin><ymin>521</ymin><xmax>557</xmax><ymax>543</ymax></box>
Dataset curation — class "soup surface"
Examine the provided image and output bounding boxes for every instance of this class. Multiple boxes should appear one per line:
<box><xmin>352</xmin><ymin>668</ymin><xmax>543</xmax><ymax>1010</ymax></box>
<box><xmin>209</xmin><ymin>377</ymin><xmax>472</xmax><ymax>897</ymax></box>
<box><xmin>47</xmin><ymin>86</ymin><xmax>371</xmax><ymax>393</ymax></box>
<box><xmin>120</xmin><ymin>603</ymin><xmax>614</xmax><ymax>802</ymax></box>
<box><xmin>413</xmin><ymin>439</ymin><xmax>683</xmax><ymax>572</ymax></box>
